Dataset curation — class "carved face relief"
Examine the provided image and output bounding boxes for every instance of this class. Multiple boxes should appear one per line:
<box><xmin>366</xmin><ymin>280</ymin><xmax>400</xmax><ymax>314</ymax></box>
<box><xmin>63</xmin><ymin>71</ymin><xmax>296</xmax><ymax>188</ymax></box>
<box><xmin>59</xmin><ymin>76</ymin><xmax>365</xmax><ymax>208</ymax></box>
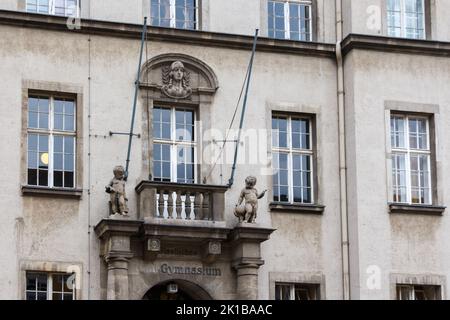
<box><xmin>162</xmin><ymin>60</ymin><xmax>193</xmax><ymax>99</ymax></box>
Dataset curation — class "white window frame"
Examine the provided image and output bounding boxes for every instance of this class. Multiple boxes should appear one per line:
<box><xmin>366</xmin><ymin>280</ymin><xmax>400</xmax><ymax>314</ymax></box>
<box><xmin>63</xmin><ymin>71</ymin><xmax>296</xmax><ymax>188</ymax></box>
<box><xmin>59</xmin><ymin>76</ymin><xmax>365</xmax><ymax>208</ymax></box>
<box><xmin>387</xmin><ymin>0</ymin><xmax>425</xmax><ymax>39</ymax></box>
<box><xmin>396</xmin><ymin>284</ymin><xmax>441</xmax><ymax>300</ymax></box>
<box><xmin>152</xmin><ymin>106</ymin><xmax>197</xmax><ymax>184</ymax></box>
<box><xmin>390</xmin><ymin>114</ymin><xmax>432</xmax><ymax>205</ymax></box>
<box><xmin>151</xmin><ymin>0</ymin><xmax>199</xmax><ymax>30</ymax></box>
<box><xmin>268</xmin><ymin>0</ymin><xmax>313</xmax><ymax>41</ymax></box>
<box><xmin>25</xmin><ymin>272</ymin><xmax>76</xmax><ymax>301</ymax></box>
<box><xmin>27</xmin><ymin>95</ymin><xmax>77</xmax><ymax>189</ymax></box>
<box><xmin>272</xmin><ymin>115</ymin><xmax>314</xmax><ymax>204</ymax></box>
<box><xmin>26</xmin><ymin>0</ymin><xmax>80</xmax><ymax>17</ymax></box>
<box><xmin>275</xmin><ymin>282</ymin><xmax>320</xmax><ymax>300</ymax></box>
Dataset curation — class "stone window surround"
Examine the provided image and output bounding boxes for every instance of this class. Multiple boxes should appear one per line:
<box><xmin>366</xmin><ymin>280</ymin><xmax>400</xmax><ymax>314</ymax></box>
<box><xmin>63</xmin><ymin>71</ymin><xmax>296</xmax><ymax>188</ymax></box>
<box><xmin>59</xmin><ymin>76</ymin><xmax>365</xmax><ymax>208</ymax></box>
<box><xmin>266</xmin><ymin>101</ymin><xmax>325</xmax><ymax>214</ymax></box>
<box><xmin>139</xmin><ymin>54</ymin><xmax>218</xmax><ymax>184</ymax></box>
<box><xmin>269</xmin><ymin>271</ymin><xmax>326</xmax><ymax>300</ymax></box>
<box><xmin>19</xmin><ymin>260</ymin><xmax>83</xmax><ymax>300</ymax></box>
<box><xmin>390</xmin><ymin>273</ymin><xmax>446</xmax><ymax>300</ymax></box>
<box><xmin>380</xmin><ymin>0</ymin><xmax>434</xmax><ymax>40</ymax></box>
<box><xmin>384</xmin><ymin>100</ymin><xmax>445</xmax><ymax>215</ymax></box>
<box><xmin>21</xmin><ymin>80</ymin><xmax>84</xmax><ymax>198</ymax></box>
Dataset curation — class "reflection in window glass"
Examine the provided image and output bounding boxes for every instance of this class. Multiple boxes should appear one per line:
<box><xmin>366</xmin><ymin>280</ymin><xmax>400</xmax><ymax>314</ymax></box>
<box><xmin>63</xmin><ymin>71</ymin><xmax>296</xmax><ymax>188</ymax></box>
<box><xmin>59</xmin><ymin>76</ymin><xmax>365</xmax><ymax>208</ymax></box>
<box><xmin>27</xmin><ymin>95</ymin><xmax>76</xmax><ymax>189</ymax></box>
<box><xmin>26</xmin><ymin>0</ymin><xmax>80</xmax><ymax>17</ymax></box>
<box><xmin>387</xmin><ymin>0</ymin><xmax>425</xmax><ymax>39</ymax></box>
<box><xmin>153</xmin><ymin>106</ymin><xmax>196</xmax><ymax>183</ymax></box>
<box><xmin>390</xmin><ymin>114</ymin><xmax>431</xmax><ymax>204</ymax></box>
<box><xmin>151</xmin><ymin>0</ymin><xmax>197</xmax><ymax>30</ymax></box>
<box><xmin>272</xmin><ymin>115</ymin><xmax>313</xmax><ymax>204</ymax></box>
<box><xmin>396</xmin><ymin>284</ymin><xmax>441</xmax><ymax>300</ymax></box>
<box><xmin>268</xmin><ymin>0</ymin><xmax>312</xmax><ymax>41</ymax></box>
<box><xmin>25</xmin><ymin>272</ymin><xmax>75</xmax><ymax>300</ymax></box>
<box><xmin>275</xmin><ymin>283</ymin><xmax>320</xmax><ymax>300</ymax></box>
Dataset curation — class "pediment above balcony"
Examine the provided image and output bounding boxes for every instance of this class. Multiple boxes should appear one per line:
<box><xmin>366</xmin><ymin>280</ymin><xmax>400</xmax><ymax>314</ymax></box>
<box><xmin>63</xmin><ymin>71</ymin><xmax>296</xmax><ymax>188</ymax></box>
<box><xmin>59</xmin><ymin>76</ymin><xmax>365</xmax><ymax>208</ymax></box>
<box><xmin>139</xmin><ymin>53</ymin><xmax>219</xmax><ymax>102</ymax></box>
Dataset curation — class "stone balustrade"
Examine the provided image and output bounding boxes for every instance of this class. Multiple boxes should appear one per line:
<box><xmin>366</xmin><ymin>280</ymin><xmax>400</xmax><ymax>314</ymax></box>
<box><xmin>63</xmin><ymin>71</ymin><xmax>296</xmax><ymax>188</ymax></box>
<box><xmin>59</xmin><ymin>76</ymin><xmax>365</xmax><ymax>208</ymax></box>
<box><xmin>135</xmin><ymin>181</ymin><xmax>228</xmax><ymax>221</ymax></box>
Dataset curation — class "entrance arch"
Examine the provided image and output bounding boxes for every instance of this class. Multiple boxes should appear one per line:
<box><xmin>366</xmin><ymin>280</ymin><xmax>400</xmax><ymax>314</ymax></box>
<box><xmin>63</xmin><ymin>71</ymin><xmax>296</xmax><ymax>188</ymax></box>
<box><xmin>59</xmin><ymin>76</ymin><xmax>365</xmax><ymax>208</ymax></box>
<box><xmin>143</xmin><ymin>280</ymin><xmax>213</xmax><ymax>300</ymax></box>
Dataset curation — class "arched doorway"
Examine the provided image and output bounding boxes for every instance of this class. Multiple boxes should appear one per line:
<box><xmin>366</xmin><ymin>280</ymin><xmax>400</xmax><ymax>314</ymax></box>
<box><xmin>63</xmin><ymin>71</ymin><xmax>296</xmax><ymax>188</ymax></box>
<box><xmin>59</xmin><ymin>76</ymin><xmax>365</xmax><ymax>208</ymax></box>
<box><xmin>143</xmin><ymin>280</ymin><xmax>213</xmax><ymax>300</ymax></box>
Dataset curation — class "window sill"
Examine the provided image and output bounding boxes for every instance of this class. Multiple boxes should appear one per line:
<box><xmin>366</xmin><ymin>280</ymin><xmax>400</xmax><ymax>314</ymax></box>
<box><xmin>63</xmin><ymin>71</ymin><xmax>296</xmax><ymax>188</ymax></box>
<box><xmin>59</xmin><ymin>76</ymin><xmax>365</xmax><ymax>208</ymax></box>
<box><xmin>389</xmin><ymin>203</ymin><xmax>446</xmax><ymax>216</ymax></box>
<box><xmin>21</xmin><ymin>185</ymin><xmax>82</xmax><ymax>199</ymax></box>
<box><xmin>269</xmin><ymin>202</ymin><xmax>325</xmax><ymax>215</ymax></box>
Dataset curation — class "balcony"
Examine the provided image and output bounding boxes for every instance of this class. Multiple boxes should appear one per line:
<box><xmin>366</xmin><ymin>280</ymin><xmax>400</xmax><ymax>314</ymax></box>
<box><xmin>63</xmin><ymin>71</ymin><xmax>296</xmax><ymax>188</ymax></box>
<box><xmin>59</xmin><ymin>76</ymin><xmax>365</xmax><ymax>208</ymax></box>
<box><xmin>135</xmin><ymin>181</ymin><xmax>228</xmax><ymax>223</ymax></box>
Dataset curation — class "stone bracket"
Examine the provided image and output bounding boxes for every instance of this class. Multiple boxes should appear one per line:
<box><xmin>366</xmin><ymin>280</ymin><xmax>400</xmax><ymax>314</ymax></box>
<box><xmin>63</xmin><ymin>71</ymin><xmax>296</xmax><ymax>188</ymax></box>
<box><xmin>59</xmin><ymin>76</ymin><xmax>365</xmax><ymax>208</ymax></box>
<box><xmin>202</xmin><ymin>241</ymin><xmax>222</xmax><ymax>264</ymax></box>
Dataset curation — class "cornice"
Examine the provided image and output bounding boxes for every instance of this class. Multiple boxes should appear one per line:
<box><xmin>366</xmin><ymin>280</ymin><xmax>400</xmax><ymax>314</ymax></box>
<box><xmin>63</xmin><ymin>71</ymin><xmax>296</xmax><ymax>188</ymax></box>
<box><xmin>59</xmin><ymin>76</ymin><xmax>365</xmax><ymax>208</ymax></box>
<box><xmin>0</xmin><ymin>10</ymin><xmax>336</xmax><ymax>58</ymax></box>
<box><xmin>342</xmin><ymin>33</ymin><xmax>450</xmax><ymax>57</ymax></box>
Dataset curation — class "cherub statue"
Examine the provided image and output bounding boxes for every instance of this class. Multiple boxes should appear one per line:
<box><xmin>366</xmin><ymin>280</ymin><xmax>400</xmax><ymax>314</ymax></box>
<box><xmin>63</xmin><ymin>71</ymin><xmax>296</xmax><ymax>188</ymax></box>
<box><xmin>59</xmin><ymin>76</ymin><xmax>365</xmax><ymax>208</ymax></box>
<box><xmin>234</xmin><ymin>176</ymin><xmax>267</xmax><ymax>223</ymax></box>
<box><xmin>162</xmin><ymin>61</ymin><xmax>192</xmax><ymax>99</ymax></box>
<box><xmin>105</xmin><ymin>165</ymin><xmax>129</xmax><ymax>216</ymax></box>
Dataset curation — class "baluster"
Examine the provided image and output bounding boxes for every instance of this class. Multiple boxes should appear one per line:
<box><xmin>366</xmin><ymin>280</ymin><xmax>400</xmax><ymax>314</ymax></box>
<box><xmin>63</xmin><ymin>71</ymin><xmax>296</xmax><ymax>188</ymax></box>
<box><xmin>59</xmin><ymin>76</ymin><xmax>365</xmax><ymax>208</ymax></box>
<box><xmin>167</xmin><ymin>191</ymin><xmax>174</xmax><ymax>219</ymax></box>
<box><xmin>194</xmin><ymin>192</ymin><xmax>202</xmax><ymax>220</ymax></box>
<box><xmin>176</xmin><ymin>190</ymin><xmax>182</xmax><ymax>219</ymax></box>
<box><xmin>202</xmin><ymin>192</ymin><xmax>211</xmax><ymax>220</ymax></box>
<box><xmin>185</xmin><ymin>192</ymin><xmax>192</xmax><ymax>220</ymax></box>
<box><xmin>157</xmin><ymin>190</ymin><xmax>164</xmax><ymax>218</ymax></box>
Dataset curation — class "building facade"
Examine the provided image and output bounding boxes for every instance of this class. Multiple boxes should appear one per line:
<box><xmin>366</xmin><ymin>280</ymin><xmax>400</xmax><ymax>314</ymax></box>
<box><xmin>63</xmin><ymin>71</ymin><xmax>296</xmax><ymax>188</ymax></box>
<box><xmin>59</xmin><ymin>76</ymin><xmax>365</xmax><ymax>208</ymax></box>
<box><xmin>0</xmin><ymin>0</ymin><xmax>449</xmax><ymax>300</ymax></box>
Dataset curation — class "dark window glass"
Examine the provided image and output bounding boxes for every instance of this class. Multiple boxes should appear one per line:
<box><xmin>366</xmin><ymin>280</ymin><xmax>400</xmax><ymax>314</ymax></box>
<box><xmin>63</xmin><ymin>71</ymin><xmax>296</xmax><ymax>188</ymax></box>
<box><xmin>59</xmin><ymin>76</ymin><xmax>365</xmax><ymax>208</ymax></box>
<box><xmin>38</xmin><ymin>170</ymin><xmax>48</xmax><ymax>186</ymax></box>
<box><xmin>64</xmin><ymin>172</ymin><xmax>74</xmax><ymax>188</ymax></box>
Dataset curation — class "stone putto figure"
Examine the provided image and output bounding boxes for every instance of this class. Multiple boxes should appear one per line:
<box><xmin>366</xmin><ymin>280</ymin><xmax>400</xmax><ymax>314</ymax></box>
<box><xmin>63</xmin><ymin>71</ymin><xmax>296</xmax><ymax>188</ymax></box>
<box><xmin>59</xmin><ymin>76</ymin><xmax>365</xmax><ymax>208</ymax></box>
<box><xmin>105</xmin><ymin>165</ymin><xmax>129</xmax><ymax>216</ymax></box>
<box><xmin>234</xmin><ymin>176</ymin><xmax>267</xmax><ymax>223</ymax></box>
<box><xmin>162</xmin><ymin>60</ymin><xmax>192</xmax><ymax>99</ymax></box>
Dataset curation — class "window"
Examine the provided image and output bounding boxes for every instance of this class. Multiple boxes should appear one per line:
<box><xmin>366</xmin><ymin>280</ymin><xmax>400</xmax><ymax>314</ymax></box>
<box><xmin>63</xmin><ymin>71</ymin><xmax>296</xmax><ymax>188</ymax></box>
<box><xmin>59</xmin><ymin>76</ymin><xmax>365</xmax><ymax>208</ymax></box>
<box><xmin>390</xmin><ymin>114</ymin><xmax>431</xmax><ymax>205</ymax></box>
<box><xmin>26</xmin><ymin>0</ymin><xmax>80</xmax><ymax>17</ymax></box>
<box><xmin>387</xmin><ymin>0</ymin><xmax>425</xmax><ymax>39</ymax></box>
<box><xmin>26</xmin><ymin>272</ymin><xmax>76</xmax><ymax>300</ymax></box>
<box><xmin>150</xmin><ymin>0</ymin><xmax>197</xmax><ymax>30</ymax></box>
<box><xmin>272</xmin><ymin>115</ymin><xmax>313</xmax><ymax>204</ymax></box>
<box><xmin>275</xmin><ymin>283</ymin><xmax>320</xmax><ymax>300</ymax></box>
<box><xmin>268</xmin><ymin>0</ymin><xmax>312</xmax><ymax>41</ymax></box>
<box><xmin>152</xmin><ymin>106</ymin><xmax>196</xmax><ymax>183</ymax></box>
<box><xmin>397</xmin><ymin>284</ymin><xmax>441</xmax><ymax>300</ymax></box>
<box><xmin>27</xmin><ymin>95</ymin><xmax>76</xmax><ymax>189</ymax></box>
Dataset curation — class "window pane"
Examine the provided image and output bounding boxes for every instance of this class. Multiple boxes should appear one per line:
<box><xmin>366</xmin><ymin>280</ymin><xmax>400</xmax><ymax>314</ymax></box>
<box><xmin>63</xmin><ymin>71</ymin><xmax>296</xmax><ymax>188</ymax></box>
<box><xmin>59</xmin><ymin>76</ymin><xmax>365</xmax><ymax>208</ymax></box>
<box><xmin>54</xmin><ymin>114</ymin><xmax>64</xmax><ymax>130</ymax></box>
<box><xmin>53</xmin><ymin>293</ymin><xmax>63</xmax><ymax>300</ymax></box>
<box><xmin>65</xmin><ymin>115</ymin><xmax>75</xmax><ymax>131</ymax></box>
<box><xmin>38</xmin><ymin>170</ymin><xmax>48</xmax><ymax>186</ymax></box>
<box><xmin>388</xmin><ymin>0</ymin><xmax>425</xmax><ymax>39</ymax></box>
<box><xmin>64</xmin><ymin>172</ymin><xmax>74</xmax><ymax>188</ymax></box>
<box><xmin>64</xmin><ymin>136</ymin><xmax>74</xmax><ymax>154</ymax></box>
<box><xmin>26</xmin><ymin>274</ymin><xmax>36</xmax><ymax>291</ymax></box>
<box><xmin>54</xmin><ymin>171</ymin><xmax>63</xmax><ymax>187</ymax></box>
<box><xmin>28</xmin><ymin>133</ymin><xmax>38</xmax><ymax>151</ymax></box>
<box><xmin>28</xmin><ymin>169</ymin><xmax>37</xmax><ymax>185</ymax></box>
<box><xmin>64</xmin><ymin>155</ymin><xmax>74</xmax><ymax>171</ymax></box>
<box><xmin>153</xmin><ymin>107</ymin><xmax>171</xmax><ymax>139</ymax></box>
<box><xmin>29</xmin><ymin>112</ymin><xmax>38</xmax><ymax>128</ymax></box>
<box><xmin>64</xmin><ymin>274</ymin><xmax>74</xmax><ymax>291</ymax></box>
<box><xmin>52</xmin><ymin>274</ymin><xmax>63</xmax><ymax>292</ymax></box>
<box><xmin>272</xmin><ymin>117</ymin><xmax>288</xmax><ymax>148</ymax></box>
<box><xmin>392</xmin><ymin>153</ymin><xmax>407</xmax><ymax>203</ymax></box>
<box><xmin>391</xmin><ymin>116</ymin><xmax>405</xmax><ymax>148</ymax></box>
<box><xmin>36</xmin><ymin>274</ymin><xmax>47</xmax><ymax>291</ymax></box>
<box><xmin>162</xmin><ymin>162</ymin><xmax>171</xmax><ymax>179</ymax></box>
<box><xmin>26</xmin><ymin>292</ymin><xmax>36</xmax><ymax>300</ymax></box>
<box><xmin>54</xmin><ymin>154</ymin><xmax>63</xmax><ymax>170</ymax></box>
<box><xmin>64</xmin><ymin>101</ymin><xmax>75</xmax><ymax>115</ymax></box>
<box><xmin>275</xmin><ymin>284</ymin><xmax>291</xmax><ymax>300</ymax></box>
<box><xmin>54</xmin><ymin>136</ymin><xmax>63</xmax><ymax>153</ymax></box>
<box><xmin>37</xmin><ymin>292</ymin><xmax>47</xmax><ymax>300</ymax></box>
